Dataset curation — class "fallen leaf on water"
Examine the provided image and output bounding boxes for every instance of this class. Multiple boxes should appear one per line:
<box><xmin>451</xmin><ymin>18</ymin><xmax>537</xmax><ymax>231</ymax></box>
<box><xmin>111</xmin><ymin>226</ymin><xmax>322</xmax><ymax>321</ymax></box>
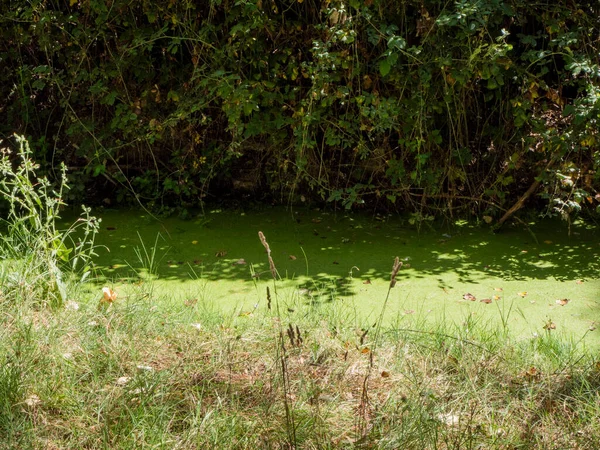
<box><xmin>517</xmin><ymin>291</ymin><xmax>528</xmax><ymax>298</ymax></box>
<box><xmin>463</xmin><ymin>293</ymin><xmax>476</xmax><ymax>301</ymax></box>
<box><xmin>556</xmin><ymin>298</ymin><xmax>569</xmax><ymax>306</ymax></box>
<box><xmin>233</xmin><ymin>258</ymin><xmax>247</xmax><ymax>265</ymax></box>
<box><xmin>480</xmin><ymin>298</ymin><xmax>492</xmax><ymax>304</ymax></box>
<box><xmin>493</xmin><ymin>295</ymin><xmax>501</xmax><ymax>300</ymax></box>
<box><xmin>289</xmin><ymin>255</ymin><xmax>297</xmax><ymax>260</ymax></box>
<box><xmin>361</xmin><ymin>347</ymin><xmax>370</xmax><ymax>354</ymax></box>
<box><xmin>185</xmin><ymin>298</ymin><xmax>198</xmax><ymax>307</ymax></box>
<box><xmin>363</xmin><ymin>279</ymin><xmax>371</xmax><ymax>285</ymax></box>
<box><xmin>544</xmin><ymin>240</ymin><xmax>553</xmax><ymax>244</ymax></box>
<box><xmin>381</xmin><ymin>371</ymin><xmax>390</xmax><ymax>378</ymax></box>
<box><xmin>494</xmin><ymin>287</ymin><xmax>503</xmax><ymax>292</ymax></box>
<box><xmin>521</xmin><ymin>250</ymin><xmax>528</xmax><ymax>254</ymax></box>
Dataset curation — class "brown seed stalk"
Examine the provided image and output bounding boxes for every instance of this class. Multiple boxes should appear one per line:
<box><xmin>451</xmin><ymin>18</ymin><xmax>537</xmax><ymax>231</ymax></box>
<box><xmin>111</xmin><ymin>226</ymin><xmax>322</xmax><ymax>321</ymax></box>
<box><xmin>390</xmin><ymin>256</ymin><xmax>402</xmax><ymax>288</ymax></box>
<box><xmin>258</xmin><ymin>231</ymin><xmax>277</xmax><ymax>279</ymax></box>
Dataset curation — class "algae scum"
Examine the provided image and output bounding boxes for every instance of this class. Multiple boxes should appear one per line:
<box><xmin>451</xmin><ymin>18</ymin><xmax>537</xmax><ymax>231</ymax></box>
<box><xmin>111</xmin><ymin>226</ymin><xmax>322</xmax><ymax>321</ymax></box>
<box><xmin>91</xmin><ymin>207</ymin><xmax>600</xmax><ymax>346</ymax></box>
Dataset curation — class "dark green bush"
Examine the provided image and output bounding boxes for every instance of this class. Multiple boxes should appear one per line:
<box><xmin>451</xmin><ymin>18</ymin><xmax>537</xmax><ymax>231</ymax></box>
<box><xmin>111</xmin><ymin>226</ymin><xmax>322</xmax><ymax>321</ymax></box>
<box><xmin>1</xmin><ymin>0</ymin><xmax>599</xmax><ymax>220</ymax></box>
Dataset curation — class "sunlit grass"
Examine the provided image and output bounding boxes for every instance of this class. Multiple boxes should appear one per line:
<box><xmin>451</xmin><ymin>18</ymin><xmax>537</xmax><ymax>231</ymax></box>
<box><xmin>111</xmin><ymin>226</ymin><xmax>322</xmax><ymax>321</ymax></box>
<box><xmin>2</xmin><ymin>136</ymin><xmax>600</xmax><ymax>448</ymax></box>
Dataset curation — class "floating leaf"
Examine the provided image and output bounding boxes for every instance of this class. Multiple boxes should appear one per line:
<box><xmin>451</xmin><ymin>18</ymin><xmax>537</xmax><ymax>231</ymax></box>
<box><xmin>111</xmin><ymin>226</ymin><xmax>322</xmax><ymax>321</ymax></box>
<box><xmin>381</xmin><ymin>371</ymin><xmax>390</xmax><ymax>378</ymax></box>
<box><xmin>494</xmin><ymin>287</ymin><xmax>503</xmax><ymax>292</ymax></box>
<box><xmin>493</xmin><ymin>295</ymin><xmax>501</xmax><ymax>300</ymax></box>
<box><xmin>361</xmin><ymin>347</ymin><xmax>370</xmax><ymax>354</ymax></box>
<box><xmin>363</xmin><ymin>279</ymin><xmax>372</xmax><ymax>284</ymax></box>
<box><xmin>289</xmin><ymin>254</ymin><xmax>297</xmax><ymax>260</ymax></box>
<box><xmin>480</xmin><ymin>298</ymin><xmax>492</xmax><ymax>304</ymax></box>
<box><xmin>192</xmin><ymin>240</ymin><xmax>198</xmax><ymax>244</ymax></box>
<box><xmin>556</xmin><ymin>298</ymin><xmax>569</xmax><ymax>306</ymax></box>
<box><xmin>517</xmin><ymin>291</ymin><xmax>528</xmax><ymax>297</ymax></box>
<box><xmin>462</xmin><ymin>293</ymin><xmax>476</xmax><ymax>301</ymax></box>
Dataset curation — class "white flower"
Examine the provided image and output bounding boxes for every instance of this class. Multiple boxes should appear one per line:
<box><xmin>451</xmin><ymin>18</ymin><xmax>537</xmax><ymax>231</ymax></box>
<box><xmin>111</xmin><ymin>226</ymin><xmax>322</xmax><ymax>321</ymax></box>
<box><xmin>116</xmin><ymin>376</ymin><xmax>131</xmax><ymax>386</ymax></box>
<box><xmin>65</xmin><ymin>300</ymin><xmax>79</xmax><ymax>311</ymax></box>
<box><xmin>24</xmin><ymin>394</ymin><xmax>42</xmax><ymax>407</ymax></box>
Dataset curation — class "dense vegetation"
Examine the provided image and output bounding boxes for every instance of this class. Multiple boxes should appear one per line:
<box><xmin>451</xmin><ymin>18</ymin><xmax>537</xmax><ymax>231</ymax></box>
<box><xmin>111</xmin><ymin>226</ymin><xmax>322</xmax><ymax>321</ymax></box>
<box><xmin>1</xmin><ymin>0</ymin><xmax>599</xmax><ymax>220</ymax></box>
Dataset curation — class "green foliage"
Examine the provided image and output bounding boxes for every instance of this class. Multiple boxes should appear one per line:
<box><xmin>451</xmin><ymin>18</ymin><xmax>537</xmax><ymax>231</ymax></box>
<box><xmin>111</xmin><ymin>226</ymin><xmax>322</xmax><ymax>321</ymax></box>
<box><xmin>0</xmin><ymin>135</ymin><xmax>100</xmax><ymax>307</ymax></box>
<box><xmin>0</xmin><ymin>0</ymin><xmax>599</xmax><ymax>219</ymax></box>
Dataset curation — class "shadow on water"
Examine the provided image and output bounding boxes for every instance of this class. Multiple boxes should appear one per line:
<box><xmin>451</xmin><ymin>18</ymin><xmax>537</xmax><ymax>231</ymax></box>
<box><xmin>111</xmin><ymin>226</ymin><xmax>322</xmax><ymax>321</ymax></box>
<box><xmin>60</xmin><ymin>205</ymin><xmax>600</xmax><ymax>346</ymax></box>
<box><xmin>90</xmin><ymin>206</ymin><xmax>599</xmax><ymax>288</ymax></box>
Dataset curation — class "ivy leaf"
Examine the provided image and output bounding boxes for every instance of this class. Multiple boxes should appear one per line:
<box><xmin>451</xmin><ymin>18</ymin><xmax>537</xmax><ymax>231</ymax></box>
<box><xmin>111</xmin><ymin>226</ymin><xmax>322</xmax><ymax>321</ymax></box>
<box><xmin>379</xmin><ymin>59</ymin><xmax>391</xmax><ymax>77</ymax></box>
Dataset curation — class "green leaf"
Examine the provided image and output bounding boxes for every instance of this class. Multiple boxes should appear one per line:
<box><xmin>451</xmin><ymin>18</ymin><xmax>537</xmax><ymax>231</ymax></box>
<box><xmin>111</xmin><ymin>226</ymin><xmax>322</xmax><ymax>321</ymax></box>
<box><xmin>379</xmin><ymin>59</ymin><xmax>391</xmax><ymax>77</ymax></box>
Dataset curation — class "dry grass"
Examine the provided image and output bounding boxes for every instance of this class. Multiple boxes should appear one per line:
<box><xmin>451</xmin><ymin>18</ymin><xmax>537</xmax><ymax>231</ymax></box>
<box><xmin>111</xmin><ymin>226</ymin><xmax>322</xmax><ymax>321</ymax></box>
<box><xmin>2</xmin><ymin>283</ymin><xmax>600</xmax><ymax>450</ymax></box>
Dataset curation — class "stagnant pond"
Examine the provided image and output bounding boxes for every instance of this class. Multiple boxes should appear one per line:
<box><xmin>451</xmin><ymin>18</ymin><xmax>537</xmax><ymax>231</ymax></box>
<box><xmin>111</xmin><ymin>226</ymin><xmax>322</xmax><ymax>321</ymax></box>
<box><xmin>85</xmin><ymin>207</ymin><xmax>599</xmax><ymax>346</ymax></box>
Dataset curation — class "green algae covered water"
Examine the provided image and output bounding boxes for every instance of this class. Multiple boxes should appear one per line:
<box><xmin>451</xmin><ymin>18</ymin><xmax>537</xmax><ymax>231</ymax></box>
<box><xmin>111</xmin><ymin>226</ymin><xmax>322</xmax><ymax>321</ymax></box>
<box><xmin>86</xmin><ymin>207</ymin><xmax>600</xmax><ymax>347</ymax></box>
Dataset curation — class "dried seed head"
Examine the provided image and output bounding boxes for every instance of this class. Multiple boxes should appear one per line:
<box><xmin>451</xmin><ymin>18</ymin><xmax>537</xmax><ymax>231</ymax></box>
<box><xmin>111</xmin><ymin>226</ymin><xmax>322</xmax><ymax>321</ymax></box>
<box><xmin>258</xmin><ymin>231</ymin><xmax>270</xmax><ymax>254</ymax></box>
<box><xmin>268</xmin><ymin>256</ymin><xmax>277</xmax><ymax>279</ymax></box>
<box><xmin>258</xmin><ymin>231</ymin><xmax>277</xmax><ymax>279</ymax></box>
<box><xmin>390</xmin><ymin>257</ymin><xmax>402</xmax><ymax>288</ymax></box>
